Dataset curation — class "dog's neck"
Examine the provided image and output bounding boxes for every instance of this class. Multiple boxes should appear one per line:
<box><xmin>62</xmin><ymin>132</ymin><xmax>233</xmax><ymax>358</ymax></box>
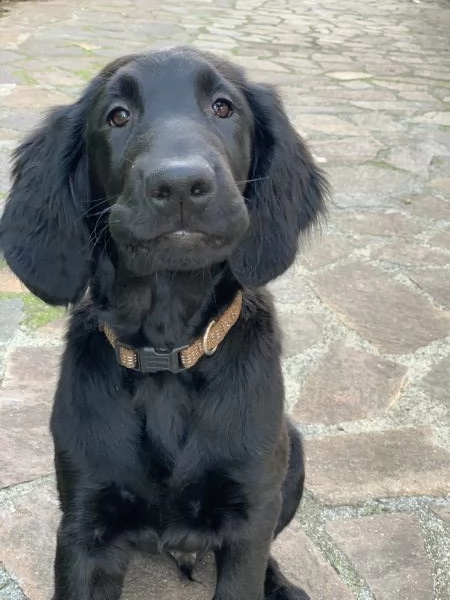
<box><xmin>96</xmin><ymin>257</ymin><xmax>240</xmax><ymax>350</ymax></box>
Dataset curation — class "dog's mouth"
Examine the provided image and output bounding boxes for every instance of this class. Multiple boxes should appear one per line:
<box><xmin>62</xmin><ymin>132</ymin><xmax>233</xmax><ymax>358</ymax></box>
<box><xmin>126</xmin><ymin>229</ymin><xmax>227</xmax><ymax>248</ymax></box>
<box><xmin>109</xmin><ymin>198</ymin><xmax>249</xmax><ymax>273</ymax></box>
<box><xmin>165</xmin><ymin>230</ymin><xmax>226</xmax><ymax>246</ymax></box>
<box><xmin>119</xmin><ymin>228</ymin><xmax>234</xmax><ymax>274</ymax></box>
<box><xmin>167</xmin><ymin>229</ymin><xmax>207</xmax><ymax>240</ymax></box>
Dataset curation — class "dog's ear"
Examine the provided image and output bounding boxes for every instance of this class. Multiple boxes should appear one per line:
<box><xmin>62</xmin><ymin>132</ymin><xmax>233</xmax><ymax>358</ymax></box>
<box><xmin>230</xmin><ymin>83</ymin><xmax>328</xmax><ymax>287</ymax></box>
<box><xmin>0</xmin><ymin>100</ymin><xmax>91</xmax><ymax>306</ymax></box>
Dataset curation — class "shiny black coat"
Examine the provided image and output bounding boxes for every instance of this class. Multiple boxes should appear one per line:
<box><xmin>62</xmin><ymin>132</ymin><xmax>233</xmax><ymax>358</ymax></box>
<box><xmin>0</xmin><ymin>47</ymin><xmax>327</xmax><ymax>600</ymax></box>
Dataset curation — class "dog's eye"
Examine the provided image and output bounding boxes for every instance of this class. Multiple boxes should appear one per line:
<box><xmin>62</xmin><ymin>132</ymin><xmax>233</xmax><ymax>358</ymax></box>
<box><xmin>107</xmin><ymin>107</ymin><xmax>131</xmax><ymax>127</ymax></box>
<box><xmin>212</xmin><ymin>99</ymin><xmax>233</xmax><ymax>119</ymax></box>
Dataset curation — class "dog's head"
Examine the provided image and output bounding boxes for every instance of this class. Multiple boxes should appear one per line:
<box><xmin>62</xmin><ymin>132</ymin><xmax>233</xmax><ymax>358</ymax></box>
<box><xmin>0</xmin><ymin>47</ymin><xmax>328</xmax><ymax>305</ymax></box>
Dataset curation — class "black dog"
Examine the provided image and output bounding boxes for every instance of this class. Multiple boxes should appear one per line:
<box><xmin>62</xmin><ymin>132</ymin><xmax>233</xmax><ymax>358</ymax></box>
<box><xmin>0</xmin><ymin>47</ymin><xmax>327</xmax><ymax>600</ymax></box>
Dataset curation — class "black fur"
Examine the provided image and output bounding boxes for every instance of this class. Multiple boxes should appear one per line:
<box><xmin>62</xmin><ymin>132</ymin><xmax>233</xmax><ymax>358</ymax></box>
<box><xmin>0</xmin><ymin>46</ymin><xmax>327</xmax><ymax>600</ymax></box>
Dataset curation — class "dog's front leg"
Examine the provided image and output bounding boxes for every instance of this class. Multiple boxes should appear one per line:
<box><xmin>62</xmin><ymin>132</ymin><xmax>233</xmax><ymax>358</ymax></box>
<box><xmin>213</xmin><ymin>540</ymin><xmax>270</xmax><ymax>600</ymax></box>
<box><xmin>213</xmin><ymin>499</ymin><xmax>279</xmax><ymax>600</ymax></box>
<box><xmin>52</xmin><ymin>516</ymin><xmax>130</xmax><ymax>600</ymax></box>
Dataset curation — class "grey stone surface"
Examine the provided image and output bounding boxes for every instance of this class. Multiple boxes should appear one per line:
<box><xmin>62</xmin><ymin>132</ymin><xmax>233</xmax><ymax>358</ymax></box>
<box><xmin>1</xmin><ymin>0</ymin><xmax>450</xmax><ymax>597</ymax></box>
<box><xmin>371</xmin><ymin>239</ymin><xmax>450</xmax><ymax>268</ymax></box>
<box><xmin>271</xmin><ymin>518</ymin><xmax>354</xmax><ymax>599</ymax></box>
<box><xmin>409</xmin><ymin>269</ymin><xmax>450</xmax><ymax>309</ymax></box>
<box><xmin>0</xmin><ymin>347</ymin><xmax>60</xmax><ymax>488</ymax></box>
<box><xmin>305</xmin><ymin>428</ymin><xmax>450</xmax><ymax>504</ymax></box>
<box><xmin>421</xmin><ymin>355</ymin><xmax>450</xmax><ymax>412</ymax></box>
<box><xmin>327</xmin><ymin>514</ymin><xmax>434</xmax><ymax>600</ymax></box>
<box><xmin>433</xmin><ymin>506</ymin><xmax>450</xmax><ymax>525</ymax></box>
<box><xmin>277</xmin><ymin>309</ymin><xmax>325</xmax><ymax>358</ymax></box>
<box><xmin>332</xmin><ymin>210</ymin><xmax>423</xmax><ymax>237</ymax></box>
<box><xmin>327</xmin><ymin>165</ymin><xmax>420</xmax><ymax>208</ymax></box>
<box><xmin>405</xmin><ymin>195</ymin><xmax>450</xmax><ymax>221</ymax></box>
<box><xmin>293</xmin><ymin>342</ymin><xmax>407</xmax><ymax>425</ymax></box>
<box><xmin>310</xmin><ymin>263</ymin><xmax>450</xmax><ymax>354</ymax></box>
<box><xmin>300</xmin><ymin>234</ymin><xmax>363</xmax><ymax>270</ymax></box>
<box><xmin>0</xmin><ymin>299</ymin><xmax>23</xmax><ymax>346</ymax></box>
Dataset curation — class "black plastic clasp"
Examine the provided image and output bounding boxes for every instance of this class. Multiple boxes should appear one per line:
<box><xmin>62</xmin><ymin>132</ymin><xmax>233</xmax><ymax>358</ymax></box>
<box><xmin>136</xmin><ymin>345</ymin><xmax>188</xmax><ymax>374</ymax></box>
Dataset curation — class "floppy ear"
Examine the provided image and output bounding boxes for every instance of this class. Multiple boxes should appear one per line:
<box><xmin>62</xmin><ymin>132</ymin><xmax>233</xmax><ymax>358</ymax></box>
<box><xmin>230</xmin><ymin>83</ymin><xmax>328</xmax><ymax>287</ymax></box>
<box><xmin>0</xmin><ymin>101</ymin><xmax>91</xmax><ymax>306</ymax></box>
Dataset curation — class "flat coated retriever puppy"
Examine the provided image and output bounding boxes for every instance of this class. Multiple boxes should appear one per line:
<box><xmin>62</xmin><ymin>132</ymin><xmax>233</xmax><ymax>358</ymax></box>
<box><xmin>0</xmin><ymin>47</ymin><xmax>327</xmax><ymax>600</ymax></box>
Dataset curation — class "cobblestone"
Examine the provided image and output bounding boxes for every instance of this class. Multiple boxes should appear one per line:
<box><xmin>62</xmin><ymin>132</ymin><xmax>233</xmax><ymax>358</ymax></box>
<box><xmin>327</xmin><ymin>514</ymin><xmax>434</xmax><ymax>600</ymax></box>
<box><xmin>0</xmin><ymin>0</ymin><xmax>449</xmax><ymax>598</ymax></box>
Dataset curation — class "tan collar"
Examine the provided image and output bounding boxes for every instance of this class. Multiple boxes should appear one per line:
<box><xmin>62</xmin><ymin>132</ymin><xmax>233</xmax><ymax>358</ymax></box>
<box><xmin>101</xmin><ymin>291</ymin><xmax>243</xmax><ymax>373</ymax></box>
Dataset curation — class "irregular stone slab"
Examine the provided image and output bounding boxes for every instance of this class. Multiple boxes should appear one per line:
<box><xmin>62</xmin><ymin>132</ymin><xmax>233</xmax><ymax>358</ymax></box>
<box><xmin>292</xmin><ymin>342</ymin><xmax>407</xmax><ymax>425</ymax></box>
<box><xmin>0</xmin><ymin>150</ymin><xmax>12</xmax><ymax>194</ymax></box>
<box><xmin>399</xmin><ymin>91</ymin><xmax>439</xmax><ymax>102</ymax></box>
<box><xmin>271</xmin><ymin>518</ymin><xmax>353</xmax><ymax>600</ymax></box>
<box><xmin>0</xmin><ymin>298</ymin><xmax>23</xmax><ymax>346</ymax></box>
<box><xmin>319</xmin><ymin>89</ymin><xmax>396</xmax><ymax>102</ymax></box>
<box><xmin>0</xmin><ymin>50</ymin><xmax>22</xmax><ymax>64</ymax></box>
<box><xmin>26</xmin><ymin>68</ymin><xmax>87</xmax><ymax>87</ymax></box>
<box><xmin>432</xmin><ymin>506</ymin><xmax>450</xmax><ymax>524</ymax></box>
<box><xmin>305</xmin><ymin>428</ymin><xmax>450</xmax><ymax>504</ymax></box>
<box><xmin>429</xmin><ymin>177</ymin><xmax>450</xmax><ymax>194</ymax></box>
<box><xmin>0</xmin><ymin>266</ymin><xmax>26</xmax><ymax>292</ymax></box>
<box><xmin>327</xmin><ymin>514</ymin><xmax>434</xmax><ymax>600</ymax></box>
<box><xmin>267</xmin><ymin>269</ymin><xmax>313</xmax><ymax>304</ymax></box>
<box><xmin>409</xmin><ymin>269</ymin><xmax>450</xmax><ymax>309</ymax></box>
<box><xmin>309</xmin><ymin>136</ymin><xmax>383</xmax><ymax>164</ymax></box>
<box><xmin>0</xmin><ymin>109</ymin><xmax>41</xmax><ymax>133</ymax></box>
<box><xmin>0</xmin><ymin>483</ymin><xmax>60</xmax><ymax>600</ymax></box>
<box><xmin>300</xmin><ymin>235</ymin><xmax>362</xmax><ymax>270</ymax></box>
<box><xmin>0</xmin><ymin>481</ymin><xmax>352</xmax><ymax>600</ymax></box>
<box><xmin>333</xmin><ymin>211</ymin><xmax>422</xmax><ymax>237</ymax></box>
<box><xmin>310</xmin><ymin>263</ymin><xmax>450</xmax><ymax>354</ymax></box>
<box><xmin>350</xmin><ymin>112</ymin><xmax>405</xmax><ymax>132</ymax></box>
<box><xmin>428</xmin><ymin>228</ymin><xmax>450</xmax><ymax>250</ymax></box>
<box><xmin>294</xmin><ymin>114</ymin><xmax>363</xmax><ymax>136</ymax></box>
<box><xmin>0</xmin><ymin>347</ymin><xmax>61</xmax><ymax>488</ymax></box>
<box><xmin>411</xmin><ymin>112</ymin><xmax>450</xmax><ymax>126</ymax></box>
<box><xmin>386</xmin><ymin>144</ymin><xmax>434</xmax><ymax>176</ymax></box>
<box><xmin>327</xmin><ymin>165</ymin><xmax>419</xmax><ymax>208</ymax></box>
<box><xmin>2</xmin><ymin>346</ymin><xmax>61</xmax><ymax>395</ymax></box>
<box><xmin>277</xmin><ymin>309</ymin><xmax>325</xmax><ymax>358</ymax></box>
<box><xmin>0</xmin><ymin>87</ymin><xmax>73</xmax><ymax>109</ymax></box>
<box><xmin>405</xmin><ymin>195</ymin><xmax>450</xmax><ymax>221</ymax></box>
<box><xmin>326</xmin><ymin>71</ymin><xmax>372</xmax><ymax>80</ymax></box>
<box><xmin>232</xmin><ymin>56</ymin><xmax>290</xmax><ymax>72</ymax></box>
<box><xmin>350</xmin><ymin>100</ymin><xmax>422</xmax><ymax>113</ymax></box>
<box><xmin>35</xmin><ymin>317</ymin><xmax>67</xmax><ymax>341</ymax></box>
<box><xmin>421</xmin><ymin>355</ymin><xmax>450</xmax><ymax>410</ymax></box>
<box><xmin>0</xmin><ymin>407</ymin><xmax>55</xmax><ymax>489</ymax></box>
<box><xmin>371</xmin><ymin>239</ymin><xmax>450</xmax><ymax>267</ymax></box>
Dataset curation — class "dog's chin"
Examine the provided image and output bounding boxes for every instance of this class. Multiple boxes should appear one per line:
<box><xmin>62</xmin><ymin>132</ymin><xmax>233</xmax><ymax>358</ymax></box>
<box><xmin>118</xmin><ymin>231</ymin><xmax>239</xmax><ymax>274</ymax></box>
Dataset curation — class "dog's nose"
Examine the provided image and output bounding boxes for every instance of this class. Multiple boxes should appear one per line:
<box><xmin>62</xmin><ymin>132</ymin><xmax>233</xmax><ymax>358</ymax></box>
<box><xmin>146</xmin><ymin>158</ymin><xmax>215</xmax><ymax>212</ymax></box>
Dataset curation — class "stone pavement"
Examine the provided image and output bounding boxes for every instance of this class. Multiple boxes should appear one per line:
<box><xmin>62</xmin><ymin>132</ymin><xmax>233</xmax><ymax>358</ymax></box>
<box><xmin>0</xmin><ymin>0</ymin><xmax>449</xmax><ymax>598</ymax></box>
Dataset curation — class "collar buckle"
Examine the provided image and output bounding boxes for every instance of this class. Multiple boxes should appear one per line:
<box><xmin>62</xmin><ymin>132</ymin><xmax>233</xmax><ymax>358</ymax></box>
<box><xmin>103</xmin><ymin>290</ymin><xmax>243</xmax><ymax>373</ymax></box>
<box><xmin>134</xmin><ymin>345</ymin><xmax>189</xmax><ymax>374</ymax></box>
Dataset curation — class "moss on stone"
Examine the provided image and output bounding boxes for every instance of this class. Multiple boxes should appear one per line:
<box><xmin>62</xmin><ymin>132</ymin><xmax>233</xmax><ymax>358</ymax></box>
<box><xmin>0</xmin><ymin>291</ymin><xmax>65</xmax><ymax>329</ymax></box>
<box><xmin>364</xmin><ymin>159</ymin><xmax>408</xmax><ymax>173</ymax></box>
<box><xmin>12</xmin><ymin>69</ymin><xmax>38</xmax><ymax>85</ymax></box>
<box><xmin>74</xmin><ymin>68</ymin><xmax>98</xmax><ymax>81</ymax></box>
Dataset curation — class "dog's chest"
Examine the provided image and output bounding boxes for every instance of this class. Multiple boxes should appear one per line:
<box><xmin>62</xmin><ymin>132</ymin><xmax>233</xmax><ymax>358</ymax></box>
<box><xmin>132</xmin><ymin>377</ymin><xmax>250</xmax><ymax>537</ymax></box>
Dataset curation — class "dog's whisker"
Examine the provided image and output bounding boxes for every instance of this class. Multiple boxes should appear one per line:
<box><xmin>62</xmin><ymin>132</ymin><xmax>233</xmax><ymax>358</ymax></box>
<box><xmin>235</xmin><ymin>176</ymin><xmax>271</xmax><ymax>185</ymax></box>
